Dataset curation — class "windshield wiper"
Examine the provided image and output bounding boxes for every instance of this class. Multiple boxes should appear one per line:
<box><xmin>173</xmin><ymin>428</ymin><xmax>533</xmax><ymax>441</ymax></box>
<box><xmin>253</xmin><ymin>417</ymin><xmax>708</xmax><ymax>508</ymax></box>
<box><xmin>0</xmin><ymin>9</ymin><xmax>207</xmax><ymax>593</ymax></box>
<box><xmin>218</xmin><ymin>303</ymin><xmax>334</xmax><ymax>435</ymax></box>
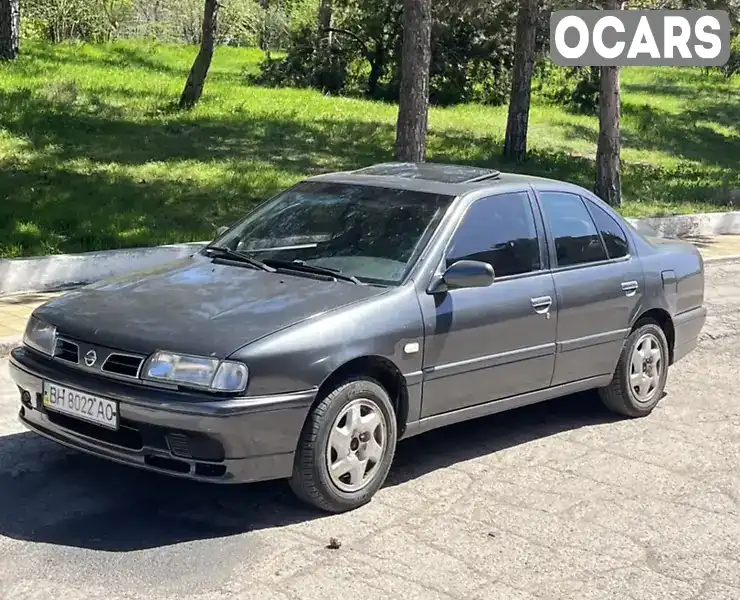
<box><xmin>204</xmin><ymin>247</ymin><xmax>276</xmax><ymax>272</ymax></box>
<box><xmin>262</xmin><ymin>259</ymin><xmax>362</xmax><ymax>285</ymax></box>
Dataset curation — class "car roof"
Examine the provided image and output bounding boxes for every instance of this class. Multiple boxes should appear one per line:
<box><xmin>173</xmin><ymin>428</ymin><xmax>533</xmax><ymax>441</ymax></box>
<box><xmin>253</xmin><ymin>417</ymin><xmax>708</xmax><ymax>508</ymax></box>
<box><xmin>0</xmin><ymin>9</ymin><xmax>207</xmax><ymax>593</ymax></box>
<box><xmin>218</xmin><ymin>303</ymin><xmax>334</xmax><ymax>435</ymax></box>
<box><xmin>305</xmin><ymin>161</ymin><xmax>577</xmax><ymax>197</ymax></box>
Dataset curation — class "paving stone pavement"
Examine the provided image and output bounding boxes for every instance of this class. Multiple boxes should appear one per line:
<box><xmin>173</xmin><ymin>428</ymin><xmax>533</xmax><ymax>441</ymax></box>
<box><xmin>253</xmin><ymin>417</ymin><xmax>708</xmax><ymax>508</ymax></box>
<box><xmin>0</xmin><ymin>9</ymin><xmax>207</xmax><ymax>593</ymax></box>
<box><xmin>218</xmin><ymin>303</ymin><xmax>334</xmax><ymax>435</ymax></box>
<box><xmin>0</xmin><ymin>263</ymin><xmax>738</xmax><ymax>600</ymax></box>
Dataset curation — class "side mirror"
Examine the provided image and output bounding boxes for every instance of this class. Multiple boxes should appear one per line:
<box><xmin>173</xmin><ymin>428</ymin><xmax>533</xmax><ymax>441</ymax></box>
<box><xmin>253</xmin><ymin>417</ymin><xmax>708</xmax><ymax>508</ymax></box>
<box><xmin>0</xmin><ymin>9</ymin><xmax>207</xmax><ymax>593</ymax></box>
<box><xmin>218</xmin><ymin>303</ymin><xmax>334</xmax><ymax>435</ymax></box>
<box><xmin>429</xmin><ymin>259</ymin><xmax>495</xmax><ymax>293</ymax></box>
<box><xmin>215</xmin><ymin>225</ymin><xmax>229</xmax><ymax>237</ymax></box>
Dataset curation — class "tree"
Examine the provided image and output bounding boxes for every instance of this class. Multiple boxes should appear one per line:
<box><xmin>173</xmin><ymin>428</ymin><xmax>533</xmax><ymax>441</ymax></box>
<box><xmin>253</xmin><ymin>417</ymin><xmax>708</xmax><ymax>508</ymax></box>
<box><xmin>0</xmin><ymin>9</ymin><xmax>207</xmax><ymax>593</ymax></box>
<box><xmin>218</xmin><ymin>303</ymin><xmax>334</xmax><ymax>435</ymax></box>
<box><xmin>179</xmin><ymin>0</ymin><xmax>220</xmax><ymax>110</ymax></box>
<box><xmin>394</xmin><ymin>0</ymin><xmax>432</xmax><ymax>162</ymax></box>
<box><xmin>595</xmin><ymin>0</ymin><xmax>622</xmax><ymax>206</ymax></box>
<box><xmin>318</xmin><ymin>0</ymin><xmax>333</xmax><ymax>46</ymax></box>
<box><xmin>0</xmin><ymin>0</ymin><xmax>20</xmax><ymax>61</ymax></box>
<box><xmin>503</xmin><ymin>0</ymin><xmax>538</xmax><ymax>164</ymax></box>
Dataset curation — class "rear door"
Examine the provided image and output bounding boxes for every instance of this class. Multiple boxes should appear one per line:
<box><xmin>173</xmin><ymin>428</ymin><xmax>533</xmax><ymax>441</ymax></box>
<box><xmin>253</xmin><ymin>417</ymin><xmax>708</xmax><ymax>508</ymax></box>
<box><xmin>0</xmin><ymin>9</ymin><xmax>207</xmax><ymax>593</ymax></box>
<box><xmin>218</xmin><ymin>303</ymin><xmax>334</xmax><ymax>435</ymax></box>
<box><xmin>417</xmin><ymin>190</ymin><xmax>558</xmax><ymax>418</ymax></box>
<box><xmin>535</xmin><ymin>190</ymin><xmax>645</xmax><ymax>386</ymax></box>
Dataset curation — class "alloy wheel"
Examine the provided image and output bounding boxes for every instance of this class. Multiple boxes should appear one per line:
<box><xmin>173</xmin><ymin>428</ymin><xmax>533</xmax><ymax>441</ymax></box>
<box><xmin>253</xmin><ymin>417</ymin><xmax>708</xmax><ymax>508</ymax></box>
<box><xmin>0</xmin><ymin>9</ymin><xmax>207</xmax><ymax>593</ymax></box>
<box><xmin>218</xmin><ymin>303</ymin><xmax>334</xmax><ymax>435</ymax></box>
<box><xmin>325</xmin><ymin>398</ymin><xmax>388</xmax><ymax>493</ymax></box>
<box><xmin>629</xmin><ymin>332</ymin><xmax>664</xmax><ymax>405</ymax></box>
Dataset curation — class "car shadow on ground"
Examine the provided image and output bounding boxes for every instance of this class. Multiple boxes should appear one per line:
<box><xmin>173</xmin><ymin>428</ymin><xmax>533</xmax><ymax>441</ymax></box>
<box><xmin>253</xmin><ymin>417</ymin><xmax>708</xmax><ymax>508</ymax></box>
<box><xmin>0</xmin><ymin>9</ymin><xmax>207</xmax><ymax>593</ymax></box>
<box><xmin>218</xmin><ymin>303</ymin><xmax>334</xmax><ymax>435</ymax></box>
<box><xmin>0</xmin><ymin>390</ymin><xmax>623</xmax><ymax>552</ymax></box>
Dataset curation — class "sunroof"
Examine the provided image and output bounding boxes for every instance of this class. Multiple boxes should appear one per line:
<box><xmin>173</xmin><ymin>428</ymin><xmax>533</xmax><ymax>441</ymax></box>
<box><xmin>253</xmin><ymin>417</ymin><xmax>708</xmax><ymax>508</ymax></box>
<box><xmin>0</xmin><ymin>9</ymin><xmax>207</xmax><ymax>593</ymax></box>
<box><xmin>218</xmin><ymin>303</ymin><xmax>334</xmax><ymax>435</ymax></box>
<box><xmin>352</xmin><ymin>162</ymin><xmax>500</xmax><ymax>184</ymax></box>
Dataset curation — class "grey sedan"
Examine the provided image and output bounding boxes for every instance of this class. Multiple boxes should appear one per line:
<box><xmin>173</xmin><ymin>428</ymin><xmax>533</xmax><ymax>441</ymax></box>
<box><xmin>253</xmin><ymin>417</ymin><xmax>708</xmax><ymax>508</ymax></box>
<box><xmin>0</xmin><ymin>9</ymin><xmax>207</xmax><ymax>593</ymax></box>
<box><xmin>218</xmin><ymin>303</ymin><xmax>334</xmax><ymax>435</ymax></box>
<box><xmin>9</xmin><ymin>162</ymin><xmax>707</xmax><ymax>513</ymax></box>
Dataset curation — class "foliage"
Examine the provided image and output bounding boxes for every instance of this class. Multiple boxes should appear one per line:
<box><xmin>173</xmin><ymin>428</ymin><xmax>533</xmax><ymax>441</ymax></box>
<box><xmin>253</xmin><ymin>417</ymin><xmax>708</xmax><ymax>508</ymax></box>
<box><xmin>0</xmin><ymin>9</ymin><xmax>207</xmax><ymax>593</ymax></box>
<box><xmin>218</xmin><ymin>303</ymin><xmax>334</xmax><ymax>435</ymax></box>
<box><xmin>219</xmin><ymin>0</ymin><xmax>265</xmax><ymax>46</ymax></box>
<box><xmin>251</xmin><ymin>26</ymin><xmax>352</xmax><ymax>93</ymax></box>
<box><xmin>154</xmin><ymin>0</ymin><xmax>263</xmax><ymax>46</ymax></box>
<box><xmin>282</xmin><ymin>0</ymin><xmax>320</xmax><ymax>34</ymax></box>
<box><xmin>718</xmin><ymin>35</ymin><xmax>740</xmax><ymax>79</ymax></box>
<box><xmin>1</xmin><ymin>41</ymin><xmax>737</xmax><ymax>258</ymax></box>
<box><xmin>22</xmin><ymin>0</ymin><xmax>124</xmax><ymax>43</ymax></box>
<box><xmin>253</xmin><ymin>0</ymin><xmax>545</xmax><ymax>106</ymax></box>
<box><xmin>20</xmin><ymin>0</ymin><xmax>317</xmax><ymax>48</ymax></box>
<box><xmin>534</xmin><ymin>61</ymin><xmax>601</xmax><ymax>115</ymax></box>
<box><xmin>428</xmin><ymin>1</ymin><xmax>517</xmax><ymax>106</ymax></box>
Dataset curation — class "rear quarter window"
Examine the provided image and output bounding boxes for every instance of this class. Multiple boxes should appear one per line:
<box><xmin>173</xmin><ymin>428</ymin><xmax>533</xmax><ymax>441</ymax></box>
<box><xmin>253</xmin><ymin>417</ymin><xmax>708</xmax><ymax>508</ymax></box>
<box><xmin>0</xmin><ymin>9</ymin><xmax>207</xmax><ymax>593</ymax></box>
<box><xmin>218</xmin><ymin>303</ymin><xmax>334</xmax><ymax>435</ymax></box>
<box><xmin>586</xmin><ymin>199</ymin><xmax>630</xmax><ymax>259</ymax></box>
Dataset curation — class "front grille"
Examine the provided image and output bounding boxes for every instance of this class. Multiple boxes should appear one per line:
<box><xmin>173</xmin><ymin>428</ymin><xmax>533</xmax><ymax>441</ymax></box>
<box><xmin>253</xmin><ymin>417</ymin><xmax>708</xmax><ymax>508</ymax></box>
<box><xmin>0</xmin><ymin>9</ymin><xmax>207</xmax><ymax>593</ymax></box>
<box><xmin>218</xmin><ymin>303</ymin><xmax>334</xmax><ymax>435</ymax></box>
<box><xmin>53</xmin><ymin>338</ymin><xmax>79</xmax><ymax>364</ymax></box>
<box><xmin>49</xmin><ymin>333</ymin><xmax>146</xmax><ymax>382</ymax></box>
<box><xmin>102</xmin><ymin>353</ymin><xmax>144</xmax><ymax>378</ymax></box>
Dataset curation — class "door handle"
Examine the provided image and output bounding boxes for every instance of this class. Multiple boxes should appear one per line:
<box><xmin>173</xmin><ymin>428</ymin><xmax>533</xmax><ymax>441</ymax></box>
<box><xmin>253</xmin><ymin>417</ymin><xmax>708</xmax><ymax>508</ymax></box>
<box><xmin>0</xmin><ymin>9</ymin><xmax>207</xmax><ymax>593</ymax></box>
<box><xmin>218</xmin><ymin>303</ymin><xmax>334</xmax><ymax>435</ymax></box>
<box><xmin>531</xmin><ymin>296</ymin><xmax>552</xmax><ymax>314</ymax></box>
<box><xmin>621</xmin><ymin>281</ymin><xmax>639</xmax><ymax>296</ymax></box>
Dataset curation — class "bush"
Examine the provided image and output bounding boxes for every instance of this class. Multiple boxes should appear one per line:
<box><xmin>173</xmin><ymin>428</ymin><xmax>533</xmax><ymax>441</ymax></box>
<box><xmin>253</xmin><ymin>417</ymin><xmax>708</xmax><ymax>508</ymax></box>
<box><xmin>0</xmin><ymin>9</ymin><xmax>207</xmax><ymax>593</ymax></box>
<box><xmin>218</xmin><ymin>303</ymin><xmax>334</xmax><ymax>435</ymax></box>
<box><xmin>21</xmin><ymin>0</ymin><xmax>314</xmax><ymax>49</ymax></box>
<box><xmin>250</xmin><ymin>25</ymin><xmax>350</xmax><ymax>94</ymax></box>
<box><xmin>252</xmin><ymin>0</ymin><xmax>533</xmax><ymax>106</ymax></box>
<box><xmin>20</xmin><ymin>18</ymin><xmax>48</xmax><ymax>42</ymax></box>
<box><xmin>218</xmin><ymin>0</ymin><xmax>265</xmax><ymax>47</ymax></box>
<box><xmin>534</xmin><ymin>60</ymin><xmax>600</xmax><ymax>115</ymax></box>
<box><xmin>429</xmin><ymin>8</ymin><xmax>517</xmax><ymax>106</ymax></box>
<box><xmin>282</xmin><ymin>0</ymin><xmax>319</xmax><ymax>35</ymax></box>
<box><xmin>718</xmin><ymin>34</ymin><xmax>740</xmax><ymax>79</ymax></box>
<box><xmin>23</xmin><ymin>0</ymin><xmax>118</xmax><ymax>43</ymax></box>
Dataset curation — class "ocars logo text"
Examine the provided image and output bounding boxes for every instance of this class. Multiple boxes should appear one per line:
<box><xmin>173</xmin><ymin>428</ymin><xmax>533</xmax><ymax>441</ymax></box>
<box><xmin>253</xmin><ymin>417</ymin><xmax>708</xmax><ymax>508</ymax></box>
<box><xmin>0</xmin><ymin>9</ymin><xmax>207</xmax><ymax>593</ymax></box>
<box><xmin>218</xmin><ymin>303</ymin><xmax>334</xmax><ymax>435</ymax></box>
<box><xmin>550</xmin><ymin>10</ymin><xmax>731</xmax><ymax>67</ymax></box>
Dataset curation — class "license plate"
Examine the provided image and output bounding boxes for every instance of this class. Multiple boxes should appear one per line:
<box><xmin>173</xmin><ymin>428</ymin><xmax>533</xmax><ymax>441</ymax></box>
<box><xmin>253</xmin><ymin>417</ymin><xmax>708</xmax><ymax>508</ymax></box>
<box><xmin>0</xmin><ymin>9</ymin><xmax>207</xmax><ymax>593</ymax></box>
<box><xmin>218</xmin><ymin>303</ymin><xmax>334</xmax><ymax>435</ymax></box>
<box><xmin>42</xmin><ymin>381</ymin><xmax>119</xmax><ymax>430</ymax></box>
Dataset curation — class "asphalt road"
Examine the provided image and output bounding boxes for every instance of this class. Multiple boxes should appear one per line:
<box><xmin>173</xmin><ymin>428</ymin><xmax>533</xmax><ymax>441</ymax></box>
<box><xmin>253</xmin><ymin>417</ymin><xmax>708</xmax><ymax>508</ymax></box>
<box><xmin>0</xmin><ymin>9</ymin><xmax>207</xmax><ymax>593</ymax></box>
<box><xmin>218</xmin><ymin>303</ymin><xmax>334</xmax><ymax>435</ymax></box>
<box><xmin>1</xmin><ymin>261</ymin><xmax>739</xmax><ymax>600</ymax></box>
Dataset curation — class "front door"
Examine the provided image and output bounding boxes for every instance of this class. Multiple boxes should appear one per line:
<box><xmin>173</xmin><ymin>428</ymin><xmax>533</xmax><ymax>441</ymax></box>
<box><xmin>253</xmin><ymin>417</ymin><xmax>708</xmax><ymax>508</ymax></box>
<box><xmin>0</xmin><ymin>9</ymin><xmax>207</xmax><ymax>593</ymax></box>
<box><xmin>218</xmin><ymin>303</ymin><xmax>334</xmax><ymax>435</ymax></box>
<box><xmin>418</xmin><ymin>190</ymin><xmax>558</xmax><ymax>418</ymax></box>
<box><xmin>535</xmin><ymin>190</ymin><xmax>646</xmax><ymax>386</ymax></box>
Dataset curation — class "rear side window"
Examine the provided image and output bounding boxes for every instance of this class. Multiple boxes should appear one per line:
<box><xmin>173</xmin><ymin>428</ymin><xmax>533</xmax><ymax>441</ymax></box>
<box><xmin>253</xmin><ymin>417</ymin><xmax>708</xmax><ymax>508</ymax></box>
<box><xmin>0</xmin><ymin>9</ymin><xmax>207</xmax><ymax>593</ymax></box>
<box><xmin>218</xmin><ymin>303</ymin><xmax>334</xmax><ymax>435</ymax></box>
<box><xmin>445</xmin><ymin>192</ymin><xmax>541</xmax><ymax>278</ymax></box>
<box><xmin>587</xmin><ymin>200</ymin><xmax>630</xmax><ymax>259</ymax></box>
<box><xmin>538</xmin><ymin>192</ymin><xmax>608</xmax><ymax>267</ymax></box>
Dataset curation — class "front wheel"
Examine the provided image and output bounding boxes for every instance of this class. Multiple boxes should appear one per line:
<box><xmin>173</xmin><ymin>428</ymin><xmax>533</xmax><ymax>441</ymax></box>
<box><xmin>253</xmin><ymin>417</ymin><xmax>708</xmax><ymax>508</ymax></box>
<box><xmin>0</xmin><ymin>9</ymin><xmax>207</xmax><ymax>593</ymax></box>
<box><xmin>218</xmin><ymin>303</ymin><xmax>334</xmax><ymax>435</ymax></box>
<box><xmin>289</xmin><ymin>378</ymin><xmax>397</xmax><ymax>513</ymax></box>
<box><xmin>599</xmin><ymin>321</ymin><xmax>670</xmax><ymax>418</ymax></box>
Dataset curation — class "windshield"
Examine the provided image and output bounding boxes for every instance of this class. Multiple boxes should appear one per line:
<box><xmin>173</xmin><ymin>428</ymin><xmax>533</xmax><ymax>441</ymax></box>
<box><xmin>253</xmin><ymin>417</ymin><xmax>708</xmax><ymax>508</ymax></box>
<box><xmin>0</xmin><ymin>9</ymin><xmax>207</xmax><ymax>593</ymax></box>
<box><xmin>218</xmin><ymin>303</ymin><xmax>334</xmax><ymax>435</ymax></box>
<box><xmin>208</xmin><ymin>181</ymin><xmax>455</xmax><ymax>285</ymax></box>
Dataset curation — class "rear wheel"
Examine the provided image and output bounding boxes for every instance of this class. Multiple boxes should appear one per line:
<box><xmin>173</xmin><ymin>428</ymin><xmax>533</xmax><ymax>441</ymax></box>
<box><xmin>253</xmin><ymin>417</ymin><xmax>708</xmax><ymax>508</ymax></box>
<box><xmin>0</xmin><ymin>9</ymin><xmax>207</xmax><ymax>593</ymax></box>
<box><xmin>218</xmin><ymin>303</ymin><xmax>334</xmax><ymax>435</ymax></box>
<box><xmin>599</xmin><ymin>321</ymin><xmax>669</xmax><ymax>418</ymax></box>
<box><xmin>289</xmin><ymin>378</ymin><xmax>397</xmax><ymax>513</ymax></box>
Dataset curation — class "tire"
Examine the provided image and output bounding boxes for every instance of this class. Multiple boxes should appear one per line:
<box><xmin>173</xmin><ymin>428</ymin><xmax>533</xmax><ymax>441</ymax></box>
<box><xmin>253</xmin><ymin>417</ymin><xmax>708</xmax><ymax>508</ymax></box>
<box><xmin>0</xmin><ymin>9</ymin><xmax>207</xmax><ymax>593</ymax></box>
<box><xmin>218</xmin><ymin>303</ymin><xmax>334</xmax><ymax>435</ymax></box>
<box><xmin>289</xmin><ymin>378</ymin><xmax>398</xmax><ymax>513</ymax></box>
<box><xmin>599</xmin><ymin>320</ymin><xmax>670</xmax><ymax>418</ymax></box>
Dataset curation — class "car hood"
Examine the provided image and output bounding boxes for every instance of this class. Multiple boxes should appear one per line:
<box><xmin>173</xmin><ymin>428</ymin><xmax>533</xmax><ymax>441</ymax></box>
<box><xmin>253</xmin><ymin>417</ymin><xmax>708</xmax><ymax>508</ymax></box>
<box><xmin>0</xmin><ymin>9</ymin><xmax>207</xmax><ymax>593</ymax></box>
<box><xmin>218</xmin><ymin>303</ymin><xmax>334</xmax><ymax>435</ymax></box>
<box><xmin>34</xmin><ymin>254</ymin><xmax>389</xmax><ymax>357</ymax></box>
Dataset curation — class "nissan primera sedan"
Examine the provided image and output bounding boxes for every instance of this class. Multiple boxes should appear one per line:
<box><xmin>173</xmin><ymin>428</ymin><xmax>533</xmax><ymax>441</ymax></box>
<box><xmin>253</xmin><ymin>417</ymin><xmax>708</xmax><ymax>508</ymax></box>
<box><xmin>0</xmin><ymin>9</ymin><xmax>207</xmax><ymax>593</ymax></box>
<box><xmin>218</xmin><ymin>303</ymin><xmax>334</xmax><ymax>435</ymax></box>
<box><xmin>10</xmin><ymin>162</ymin><xmax>706</xmax><ymax>513</ymax></box>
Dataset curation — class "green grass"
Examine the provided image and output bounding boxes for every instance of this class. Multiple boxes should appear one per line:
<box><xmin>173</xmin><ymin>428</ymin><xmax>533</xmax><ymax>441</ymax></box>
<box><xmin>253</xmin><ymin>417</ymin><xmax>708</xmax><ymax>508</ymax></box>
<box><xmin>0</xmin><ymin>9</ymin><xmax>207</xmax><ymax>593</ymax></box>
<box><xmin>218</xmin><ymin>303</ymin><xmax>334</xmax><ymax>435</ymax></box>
<box><xmin>1</xmin><ymin>40</ymin><xmax>739</xmax><ymax>258</ymax></box>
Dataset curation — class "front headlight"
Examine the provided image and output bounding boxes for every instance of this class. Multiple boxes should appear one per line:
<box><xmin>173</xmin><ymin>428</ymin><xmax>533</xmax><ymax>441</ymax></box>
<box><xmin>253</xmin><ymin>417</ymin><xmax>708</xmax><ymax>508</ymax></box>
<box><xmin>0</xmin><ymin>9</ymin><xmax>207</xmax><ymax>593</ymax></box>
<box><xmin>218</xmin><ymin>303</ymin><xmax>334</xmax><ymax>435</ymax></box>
<box><xmin>23</xmin><ymin>316</ymin><xmax>57</xmax><ymax>356</ymax></box>
<box><xmin>143</xmin><ymin>351</ymin><xmax>248</xmax><ymax>393</ymax></box>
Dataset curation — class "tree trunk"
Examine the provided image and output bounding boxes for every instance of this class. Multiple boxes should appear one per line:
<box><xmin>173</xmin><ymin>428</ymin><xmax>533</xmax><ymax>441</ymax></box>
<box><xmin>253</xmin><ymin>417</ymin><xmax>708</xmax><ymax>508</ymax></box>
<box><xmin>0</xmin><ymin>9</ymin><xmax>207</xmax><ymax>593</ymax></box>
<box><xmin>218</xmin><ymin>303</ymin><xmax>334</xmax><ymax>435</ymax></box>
<box><xmin>394</xmin><ymin>0</ymin><xmax>432</xmax><ymax>163</ymax></box>
<box><xmin>503</xmin><ymin>0</ymin><xmax>537</xmax><ymax>164</ymax></box>
<box><xmin>595</xmin><ymin>0</ymin><xmax>622</xmax><ymax>206</ymax></box>
<box><xmin>259</xmin><ymin>0</ymin><xmax>269</xmax><ymax>50</ymax></box>
<box><xmin>179</xmin><ymin>0</ymin><xmax>220</xmax><ymax>110</ymax></box>
<box><xmin>318</xmin><ymin>0</ymin><xmax>333</xmax><ymax>47</ymax></box>
<box><xmin>367</xmin><ymin>41</ymin><xmax>384</xmax><ymax>98</ymax></box>
<box><xmin>0</xmin><ymin>0</ymin><xmax>20</xmax><ymax>61</ymax></box>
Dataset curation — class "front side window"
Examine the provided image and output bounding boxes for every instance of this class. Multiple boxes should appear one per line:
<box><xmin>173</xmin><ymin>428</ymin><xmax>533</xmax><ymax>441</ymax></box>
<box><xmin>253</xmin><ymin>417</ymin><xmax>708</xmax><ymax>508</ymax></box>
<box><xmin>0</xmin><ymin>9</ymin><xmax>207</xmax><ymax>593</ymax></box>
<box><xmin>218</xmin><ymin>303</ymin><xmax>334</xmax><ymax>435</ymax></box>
<box><xmin>538</xmin><ymin>192</ymin><xmax>608</xmax><ymax>267</ymax></box>
<box><xmin>209</xmin><ymin>181</ymin><xmax>454</xmax><ymax>285</ymax></box>
<box><xmin>445</xmin><ymin>192</ymin><xmax>541</xmax><ymax>278</ymax></box>
<box><xmin>587</xmin><ymin>199</ymin><xmax>630</xmax><ymax>259</ymax></box>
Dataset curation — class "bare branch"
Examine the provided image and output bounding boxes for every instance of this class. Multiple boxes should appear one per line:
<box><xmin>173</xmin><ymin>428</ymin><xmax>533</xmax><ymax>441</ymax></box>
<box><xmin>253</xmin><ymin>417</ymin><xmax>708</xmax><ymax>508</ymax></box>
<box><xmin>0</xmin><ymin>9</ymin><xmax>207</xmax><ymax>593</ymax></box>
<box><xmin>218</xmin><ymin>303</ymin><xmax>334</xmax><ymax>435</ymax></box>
<box><xmin>321</xmin><ymin>27</ymin><xmax>371</xmax><ymax>59</ymax></box>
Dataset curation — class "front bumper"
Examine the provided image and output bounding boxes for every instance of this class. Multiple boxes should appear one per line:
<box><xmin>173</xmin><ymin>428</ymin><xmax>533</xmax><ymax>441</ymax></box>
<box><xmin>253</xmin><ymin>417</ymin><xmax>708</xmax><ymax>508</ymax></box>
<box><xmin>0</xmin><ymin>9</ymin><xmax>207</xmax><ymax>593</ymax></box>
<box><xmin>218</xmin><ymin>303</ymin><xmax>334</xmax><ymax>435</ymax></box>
<box><xmin>9</xmin><ymin>347</ymin><xmax>316</xmax><ymax>484</ymax></box>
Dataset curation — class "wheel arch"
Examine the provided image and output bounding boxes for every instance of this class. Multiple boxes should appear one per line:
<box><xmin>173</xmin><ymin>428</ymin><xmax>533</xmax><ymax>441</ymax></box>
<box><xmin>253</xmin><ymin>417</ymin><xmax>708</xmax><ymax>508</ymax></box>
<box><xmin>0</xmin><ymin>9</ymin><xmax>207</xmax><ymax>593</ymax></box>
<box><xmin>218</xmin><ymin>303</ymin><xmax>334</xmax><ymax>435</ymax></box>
<box><xmin>633</xmin><ymin>307</ymin><xmax>676</xmax><ymax>364</ymax></box>
<box><xmin>313</xmin><ymin>355</ymin><xmax>410</xmax><ymax>437</ymax></box>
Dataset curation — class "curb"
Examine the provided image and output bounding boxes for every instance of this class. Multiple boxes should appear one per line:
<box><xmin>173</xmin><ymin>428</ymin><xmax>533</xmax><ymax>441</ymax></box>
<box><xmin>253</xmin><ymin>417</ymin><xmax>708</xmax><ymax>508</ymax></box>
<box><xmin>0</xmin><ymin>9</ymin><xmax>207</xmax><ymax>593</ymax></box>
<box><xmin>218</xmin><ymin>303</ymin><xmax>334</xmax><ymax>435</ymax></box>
<box><xmin>1</xmin><ymin>211</ymin><xmax>739</xmax><ymax>296</ymax></box>
<box><xmin>0</xmin><ymin>242</ymin><xmax>208</xmax><ymax>296</ymax></box>
<box><xmin>625</xmin><ymin>211</ymin><xmax>740</xmax><ymax>238</ymax></box>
